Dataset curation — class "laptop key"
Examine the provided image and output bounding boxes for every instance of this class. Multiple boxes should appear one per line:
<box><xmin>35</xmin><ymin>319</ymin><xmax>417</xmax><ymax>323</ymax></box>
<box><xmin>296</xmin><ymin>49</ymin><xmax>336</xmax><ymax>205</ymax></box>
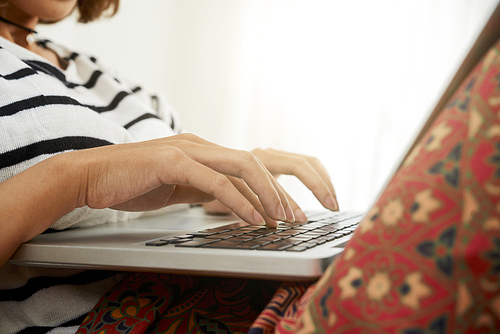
<box><xmin>174</xmin><ymin>234</ymin><xmax>195</xmax><ymax>239</ymax></box>
<box><xmin>292</xmin><ymin>225</ymin><xmax>319</xmax><ymax>231</ymax></box>
<box><xmin>146</xmin><ymin>240</ymin><xmax>170</xmax><ymax>246</ymax></box>
<box><xmin>315</xmin><ymin>226</ymin><xmax>340</xmax><ymax>233</ymax></box>
<box><xmin>234</xmin><ymin>242</ymin><xmax>262</xmax><ymax>249</ymax></box>
<box><xmin>226</xmin><ymin>236</ymin><xmax>254</xmax><ymax>242</ymax></box>
<box><xmin>237</xmin><ymin>226</ymin><xmax>266</xmax><ymax>231</ymax></box>
<box><xmin>258</xmin><ymin>240</ymin><xmax>273</xmax><ymax>246</ymax></box>
<box><xmin>243</xmin><ymin>231</ymin><xmax>271</xmax><ymax>237</ymax></box>
<box><xmin>188</xmin><ymin>231</ymin><xmax>216</xmax><ymax>237</ymax></box>
<box><xmin>159</xmin><ymin>236</ymin><xmax>181</xmax><ymax>241</ymax></box>
<box><xmin>201</xmin><ymin>240</ymin><xmax>245</xmax><ymax>249</ymax></box>
<box><xmin>260</xmin><ymin>236</ymin><xmax>283</xmax><ymax>242</ymax></box>
<box><xmin>255</xmin><ymin>243</ymin><xmax>288</xmax><ymax>251</ymax></box>
<box><xmin>175</xmin><ymin>239</ymin><xmax>218</xmax><ymax>247</ymax></box>
<box><xmin>285</xmin><ymin>245</ymin><xmax>308</xmax><ymax>252</ymax></box>
<box><xmin>168</xmin><ymin>239</ymin><xmax>191</xmax><ymax>244</ymax></box>
<box><xmin>287</xmin><ymin>235</ymin><xmax>313</xmax><ymax>242</ymax></box>
<box><xmin>279</xmin><ymin>222</ymin><xmax>306</xmax><ymax>228</ymax></box>
<box><xmin>302</xmin><ymin>242</ymin><xmax>318</xmax><ymax>249</ymax></box>
<box><xmin>315</xmin><ymin>235</ymin><xmax>335</xmax><ymax>243</ymax></box>
<box><xmin>253</xmin><ymin>230</ymin><xmax>275</xmax><ymax>236</ymax></box>
<box><xmin>300</xmin><ymin>231</ymin><xmax>325</xmax><ymax>238</ymax></box>
<box><xmin>273</xmin><ymin>230</ymin><xmax>299</xmax><ymax>236</ymax></box>
<box><xmin>271</xmin><ymin>239</ymin><xmax>298</xmax><ymax>249</ymax></box>
<box><xmin>205</xmin><ymin>231</ymin><xmax>243</xmax><ymax>239</ymax></box>
<box><xmin>324</xmin><ymin>235</ymin><xmax>339</xmax><ymax>241</ymax></box>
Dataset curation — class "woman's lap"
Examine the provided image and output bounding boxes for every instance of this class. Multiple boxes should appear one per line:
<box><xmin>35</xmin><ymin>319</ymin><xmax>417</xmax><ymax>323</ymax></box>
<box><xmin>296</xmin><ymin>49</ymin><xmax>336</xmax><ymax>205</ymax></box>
<box><xmin>77</xmin><ymin>272</ymin><xmax>285</xmax><ymax>334</ymax></box>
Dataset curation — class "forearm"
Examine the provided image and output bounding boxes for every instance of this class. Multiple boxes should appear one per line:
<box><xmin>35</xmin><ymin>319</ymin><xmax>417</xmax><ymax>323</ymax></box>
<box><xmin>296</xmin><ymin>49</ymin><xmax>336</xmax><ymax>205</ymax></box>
<box><xmin>0</xmin><ymin>152</ymin><xmax>83</xmax><ymax>267</ymax></box>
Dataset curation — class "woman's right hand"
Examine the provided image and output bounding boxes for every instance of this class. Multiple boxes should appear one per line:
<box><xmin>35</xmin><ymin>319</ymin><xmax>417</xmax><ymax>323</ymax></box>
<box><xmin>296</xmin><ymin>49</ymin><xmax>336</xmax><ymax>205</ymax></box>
<box><xmin>73</xmin><ymin>133</ymin><xmax>292</xmax><ymax>227</ymax></box>
<box><xmin>0</xmin><ymin>133</ymin><xmax>294</xmax><ymax>267</ymax></box>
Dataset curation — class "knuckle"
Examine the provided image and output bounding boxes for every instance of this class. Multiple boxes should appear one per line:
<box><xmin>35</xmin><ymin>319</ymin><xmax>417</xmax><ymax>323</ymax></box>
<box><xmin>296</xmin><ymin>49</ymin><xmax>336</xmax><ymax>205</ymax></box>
<box><xmin>164</xmin><ymin>146</ymin><xmax>185</xmax><ymax>161</ymax></box>
<box><xmin>251</xmin><ymin>148</ymin><xmax>264</xmax><ymax>156</ymax></box>
<box><xmin>237</xmin><ymin>149</ymin><xmax>252</xmax><ymax>159</ymax></box>
<box><xmin>212</xmin><ymin>173</ymin><xmax>230</xmax><ymax>189</ymax></box>
<box><xmin>177</xmin><ymin>132</ymin><xmax>199</xmax><ymax>142</ymax></box>
<box><xmin>298</xmin><ymin>156</ymin><xmax>310</xmax><ymax>164</ymax></box>
<box><xmin>309</xmin><ymin>156</ymin><xmax>321</xmax><ymax>165</ymax></box>
<box><xmin>237</xmin><ymin>149</ymin><xmax>259</xmax><ymax>166</ymax></box>
<box><xmin>291</xmin><ymin>156</ymin><xmax>308</xmax><ymax>172</ymax></box>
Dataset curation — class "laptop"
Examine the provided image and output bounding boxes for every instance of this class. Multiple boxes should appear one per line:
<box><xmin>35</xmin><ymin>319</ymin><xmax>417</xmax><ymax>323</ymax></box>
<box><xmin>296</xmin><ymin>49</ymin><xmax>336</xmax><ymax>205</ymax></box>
<box><xmin>8</xmin><ymin>0</ymin><xmax>500</xmax><ymax>281</ymax></box>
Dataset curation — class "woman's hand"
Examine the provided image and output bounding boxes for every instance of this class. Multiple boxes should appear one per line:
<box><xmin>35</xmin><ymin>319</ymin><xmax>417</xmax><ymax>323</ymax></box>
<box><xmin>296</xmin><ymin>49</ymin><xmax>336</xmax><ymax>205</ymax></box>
<box><xmin>75</xmin><ymin>133</ymin><xmax>297</xmax><ymax>227</ymax></box>
<box><xmin>1</xmin><ymin>133</ymin><xmax>299</xmax><ymax>266</ymax></box>
<box><xmin>204</xmin><ymin>148</ymin><xmax>338</xmax><ymax>224</ymax></box>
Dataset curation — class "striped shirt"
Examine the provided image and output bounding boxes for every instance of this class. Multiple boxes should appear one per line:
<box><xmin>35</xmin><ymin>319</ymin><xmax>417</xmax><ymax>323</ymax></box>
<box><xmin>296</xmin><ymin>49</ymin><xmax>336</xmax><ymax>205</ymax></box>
<box><xmin>0</xmin><ymin>36</ymin><xmax>181</xmax><ymax>333</ymax></box>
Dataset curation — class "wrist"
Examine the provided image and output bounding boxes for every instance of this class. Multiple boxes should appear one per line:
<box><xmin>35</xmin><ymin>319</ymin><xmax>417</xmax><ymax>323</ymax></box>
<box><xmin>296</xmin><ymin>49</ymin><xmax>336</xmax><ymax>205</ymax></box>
<box><xmin>51</xmin><ymin>150</ymin><xmax>89</xmax><ymax>210</ymax></box>
<box><xmin>0</xmin><ymin>151</ymin><xmax>87</xmax><ymax>266</ymax></box>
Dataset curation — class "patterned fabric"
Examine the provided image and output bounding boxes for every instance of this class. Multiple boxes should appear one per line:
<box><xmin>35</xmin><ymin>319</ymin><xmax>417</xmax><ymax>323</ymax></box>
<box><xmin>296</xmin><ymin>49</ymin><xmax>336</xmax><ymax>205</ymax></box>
<box><xmin>249</xmin><ymin>39</ymin><xmax>500</xmax><ymax>333</ymax></box>
<box><xmin>77</xmin><ymin>273</ymin><xmax>280</xmax><ymax>334</ymax></box>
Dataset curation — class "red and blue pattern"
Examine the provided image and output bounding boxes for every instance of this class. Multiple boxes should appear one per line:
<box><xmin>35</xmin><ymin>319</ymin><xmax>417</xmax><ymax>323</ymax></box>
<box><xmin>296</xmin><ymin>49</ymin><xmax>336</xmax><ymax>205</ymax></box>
<box><xmin>78</xmin><ymin>273</ymin><xmax>280</xmax><ymax>334</ymax></box>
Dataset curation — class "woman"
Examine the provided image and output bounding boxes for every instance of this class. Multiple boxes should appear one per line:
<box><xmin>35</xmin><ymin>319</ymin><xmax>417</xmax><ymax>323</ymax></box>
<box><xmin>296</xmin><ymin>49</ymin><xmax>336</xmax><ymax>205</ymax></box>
<box><xmin>0</xmin><ymin>0</ymin><xmax>338</xmax><ymax>333</ymax></box>
<box><xmin>3</xmin><ymin>0</ymin><xmax>500</xmax><ymax>333</ymax></box>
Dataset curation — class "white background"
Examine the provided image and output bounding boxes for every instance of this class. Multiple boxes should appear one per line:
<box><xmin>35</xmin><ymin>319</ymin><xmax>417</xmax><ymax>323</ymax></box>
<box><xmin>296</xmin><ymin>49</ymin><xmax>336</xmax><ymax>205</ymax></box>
<box><xmin>38</xmin><ymin>0</ymin><xmax>498</xmax><ymax>212</ymax></box>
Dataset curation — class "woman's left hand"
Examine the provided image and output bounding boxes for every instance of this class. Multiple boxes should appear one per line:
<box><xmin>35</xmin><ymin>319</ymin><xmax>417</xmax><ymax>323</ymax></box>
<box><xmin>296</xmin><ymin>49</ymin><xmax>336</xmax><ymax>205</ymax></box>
<box><xmin>204</xmin><ymin>148</ymin><xmax>338</xmax><ymax>224</ymax></box>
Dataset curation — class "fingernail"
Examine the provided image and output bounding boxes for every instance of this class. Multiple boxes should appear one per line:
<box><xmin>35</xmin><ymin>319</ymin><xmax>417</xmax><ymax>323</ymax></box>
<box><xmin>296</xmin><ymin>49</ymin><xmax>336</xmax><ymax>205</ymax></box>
<box><xmin>276</xmin><ymin>204</ymin><xmax>287</xmax><ymax>221</ymax></box>
<box><xmin>294</xmin><ymin>208</ymin><xmax>308</xmax><ymax>223</ymax></box>
<box><xmin>267</xmin><ymin>220</ymin><xmax>279</xmax><ymax>229</ymax></box>
<box><xmin>285</xmin><ymin>205</ymin><xmax>295</xmax><ymax>222</ymax></box>
<box><xmin>253</xmin><ymin>210</ymin><xmax>266</xmax><ymax>225</ymax></box>
<box><xmin>325</xmin><ymin>195</ymin><xmax>338</xmax><ymax>211</ymax></box>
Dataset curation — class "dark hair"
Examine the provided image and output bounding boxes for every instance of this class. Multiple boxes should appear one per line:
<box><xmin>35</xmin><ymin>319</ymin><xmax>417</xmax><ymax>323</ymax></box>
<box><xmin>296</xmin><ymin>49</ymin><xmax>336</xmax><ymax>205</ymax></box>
<box><xmin>0</xmin><ymin>0</ymin><xmax>120</xmax><ymax>23</ymax></box>
<box><xmin>76</xmin><ymin>0</ymin><xmax>120</xmax><ymax>23</ymax></box>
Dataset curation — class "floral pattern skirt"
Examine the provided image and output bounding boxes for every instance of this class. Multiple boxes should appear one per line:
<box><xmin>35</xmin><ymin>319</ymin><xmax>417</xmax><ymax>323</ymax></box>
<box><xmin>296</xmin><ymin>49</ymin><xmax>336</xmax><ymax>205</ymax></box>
<box><xmin>77</xmin><ymin>272</ymin><xmax>300</xmax><ymax>334</ymax></box>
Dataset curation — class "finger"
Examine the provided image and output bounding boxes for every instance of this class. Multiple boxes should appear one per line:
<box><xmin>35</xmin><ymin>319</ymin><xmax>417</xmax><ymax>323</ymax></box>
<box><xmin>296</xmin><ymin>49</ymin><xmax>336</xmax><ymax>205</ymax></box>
<box><xmin>164</xmin><ymin>135</ymin><xmax>296</xmax><ymax>220</ymax></box>
<box><xmin>160</xmin><ymin>148</ymin><xmax>267</xmax><ymax>226</ymax></box>
<box><xmin>203</xmin><ymin>200</ymin><xmax>234</xmax><ymax>215</ymax></box>
<box><xmin>166</xmin><ymin>140</ymin><xmax>288</xmax><ymax>221</ymax></box>
<box><xmin>257</xmin><ymin>149</ymin><xmax>338</xmax><ymax>211</ymax></box>
<box><xmin>227</xmin><ymin>176</ymin><xmax>279</xmax><ymax>228</ymax></box>
<box><xmin>279</xmin><ymin>185</ymin><xmax>308</xmax><ymax>223</ymax></box>
<box><xmin>254</xmin><ymin>158</ymin><xmax>295</xmax><ymax>222</ymax></box>
<box><xmin>166</xmin><ymin>185</ymin><xmax>216</xmax><ymax>205</ymax></box>
<box><xmin>270</xmin><ymin>149</ymin><xmax>337</xmax><ymax>201</ymax></box>
<box><xmin>163</xmin><ymin>134</ymin><xmax>293</xmax><ymax>219</ymax></box>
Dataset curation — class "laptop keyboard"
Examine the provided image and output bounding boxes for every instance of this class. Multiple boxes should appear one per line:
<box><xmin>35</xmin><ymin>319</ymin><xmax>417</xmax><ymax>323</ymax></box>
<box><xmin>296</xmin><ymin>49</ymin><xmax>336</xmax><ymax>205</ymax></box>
<box><xmin>145</xmin><ymin>212</ymin><xmax>363</xmax><ymax>252</ymax></box>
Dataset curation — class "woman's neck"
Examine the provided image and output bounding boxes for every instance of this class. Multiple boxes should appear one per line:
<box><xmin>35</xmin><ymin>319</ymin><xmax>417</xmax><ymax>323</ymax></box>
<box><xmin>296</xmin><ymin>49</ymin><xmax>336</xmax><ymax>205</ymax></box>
<box><xmin>0</xmin><ymin>7</ymin><xmax>38</xmax><ymax>49</ymax></box>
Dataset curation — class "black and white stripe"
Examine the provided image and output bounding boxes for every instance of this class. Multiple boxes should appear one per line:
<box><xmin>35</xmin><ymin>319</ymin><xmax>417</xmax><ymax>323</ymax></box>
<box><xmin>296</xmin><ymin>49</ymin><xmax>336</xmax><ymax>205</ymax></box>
<box><xmin>0</xmin><ymin>136</ymin><xmax>113</xmax><ymax>170</ymax></box>
<box><xmin>0</xmin><ymin>36</ymin><xmax>181</xmax><ymax>334</ymax></box>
